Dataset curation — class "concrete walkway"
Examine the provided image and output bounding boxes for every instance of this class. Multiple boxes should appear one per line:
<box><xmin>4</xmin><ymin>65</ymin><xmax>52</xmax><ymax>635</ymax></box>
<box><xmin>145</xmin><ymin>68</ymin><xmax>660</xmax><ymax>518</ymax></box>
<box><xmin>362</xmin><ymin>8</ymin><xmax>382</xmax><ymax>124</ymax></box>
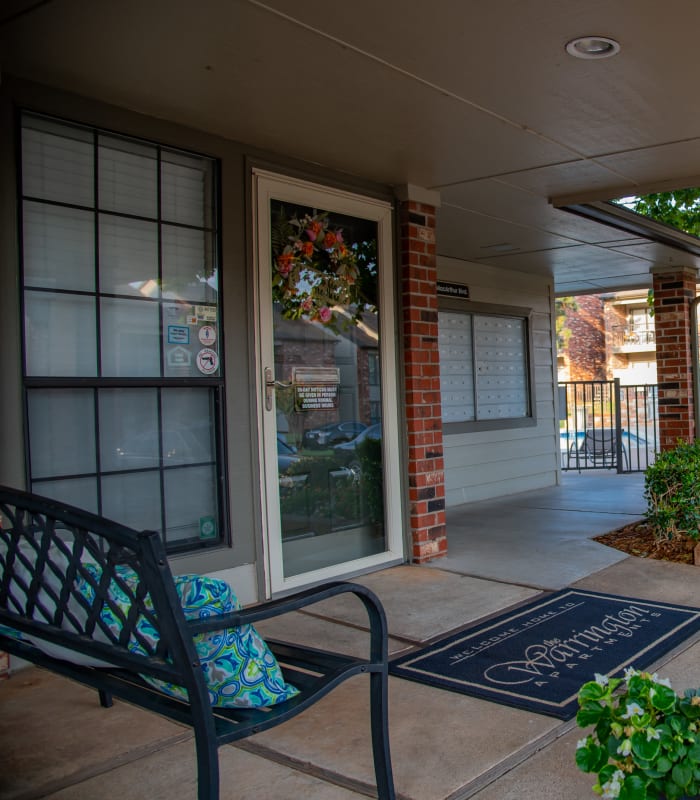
<box><xmin>6</xmin><ymin>472</ymin><xmax>700</xmax><ymax>800</ymax></box>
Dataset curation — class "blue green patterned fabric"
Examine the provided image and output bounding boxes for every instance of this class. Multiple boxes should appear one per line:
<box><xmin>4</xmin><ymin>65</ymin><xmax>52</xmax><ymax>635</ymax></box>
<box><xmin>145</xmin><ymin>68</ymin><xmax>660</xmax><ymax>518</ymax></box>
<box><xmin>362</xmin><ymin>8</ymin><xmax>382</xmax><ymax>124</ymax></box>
<box><xmin>80</xmin><ymin>565</ymin><xmax>299</xmax><ymax>708</ymax></box>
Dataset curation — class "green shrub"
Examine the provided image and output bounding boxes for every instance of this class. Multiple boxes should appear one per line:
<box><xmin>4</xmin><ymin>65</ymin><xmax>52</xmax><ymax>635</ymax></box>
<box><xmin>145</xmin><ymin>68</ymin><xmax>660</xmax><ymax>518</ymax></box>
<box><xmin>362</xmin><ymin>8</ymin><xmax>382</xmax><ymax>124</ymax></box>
<box><xmin>644</xmin><ymin>440</ymin><xmax>700</xmax><ymax>541</ymax></box>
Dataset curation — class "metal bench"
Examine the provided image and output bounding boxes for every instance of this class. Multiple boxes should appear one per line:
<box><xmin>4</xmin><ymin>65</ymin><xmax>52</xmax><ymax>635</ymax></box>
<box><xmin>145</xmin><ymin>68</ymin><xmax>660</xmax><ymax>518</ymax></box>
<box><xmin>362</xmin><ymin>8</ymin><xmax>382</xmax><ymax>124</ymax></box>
<box><xmin>0</xmin><ymin>485</ymin><xmax>395</xmax><ymax>799</ymax></box>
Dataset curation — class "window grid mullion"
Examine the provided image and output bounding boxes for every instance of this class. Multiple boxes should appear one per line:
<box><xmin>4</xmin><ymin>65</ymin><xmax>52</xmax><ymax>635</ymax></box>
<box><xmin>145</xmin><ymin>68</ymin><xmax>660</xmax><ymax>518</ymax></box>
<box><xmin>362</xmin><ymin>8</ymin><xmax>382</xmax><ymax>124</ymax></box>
<box><xmin>156</xmin><ymin>146</ymin><xmax>164</xmax><ymax>380</ymax></box>
<box><xmin>157</xmin><ymin>386</ymin><xmax>168</xmax><ymax>546</ymax></box>
<box><xmin>94</xmin><ymin>129</ymin><xmax>102</xmax><ymax>379</ymax></box>
<box><xmin>94</xmin><ymin>387</ymin><xmax>103</xmax><ymax>517</ymax></box>
<box><xmin>20</xmin><ymin>111</ymin><xmax>225</xmax><ymax>551</ymax></box>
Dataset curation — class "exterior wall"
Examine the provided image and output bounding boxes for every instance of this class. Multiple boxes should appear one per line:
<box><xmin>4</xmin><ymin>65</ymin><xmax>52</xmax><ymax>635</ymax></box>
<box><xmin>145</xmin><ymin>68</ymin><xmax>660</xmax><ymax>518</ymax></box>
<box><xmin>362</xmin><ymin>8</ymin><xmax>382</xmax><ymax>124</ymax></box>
<box><xmin>0</xmin><ymin>77</ymin><xmax>397</xmax><ymax>601</ymax></box>
<box><xmin>0</xmin><ymin>78</ymin><xmax>260</xmax><ymax>597</ymax></box>
<box><xmin>563</xmin><ymin>295</ymin><xmax>607</xmax><ymax>380</ymax></box>
<box><xmin>559</xmin><ymin>291</ymin><xmax>659</xmax><ymax>387</ymax></box>
<box><xmin>652</xmin><ymin>265</ymin><xmax>698</xmax><ymax>448</ymax></box>
<box><xmin>399</xmin><ymin>197</ymin><xmax>447</xmax><ymax>562</ymax></box>
<box><xmin>0</xmin><ymin>77</ymin><xmax>564</xmax><ymax>582</ymax></box>
<box><xmin>438</xmin><ymin>256</ymin><xmax>557</xmax><ymax>505</ymax></box>
<box><xmin>608</xmin><ymin>354</ymin><xmax>657</xmax><ymax>386</ymax></box>
<box><xmin>605</xmin><ymin>300</ymin><xmax>630</xmax><ymax>380</ymax></box>
<box><xmin>603</xmin><ymin>294</ymin><xmax>657</xmax><ymax>385</ymax></box>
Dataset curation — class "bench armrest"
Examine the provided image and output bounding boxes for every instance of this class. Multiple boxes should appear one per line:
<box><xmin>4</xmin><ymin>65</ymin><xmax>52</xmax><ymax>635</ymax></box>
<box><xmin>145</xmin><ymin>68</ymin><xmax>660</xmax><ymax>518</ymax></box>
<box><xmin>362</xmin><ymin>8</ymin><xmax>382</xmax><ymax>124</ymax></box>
<box><xmin>185</xmin><ymin>581</ymin><xmax>389</xmax><ymax>662</ymax></box>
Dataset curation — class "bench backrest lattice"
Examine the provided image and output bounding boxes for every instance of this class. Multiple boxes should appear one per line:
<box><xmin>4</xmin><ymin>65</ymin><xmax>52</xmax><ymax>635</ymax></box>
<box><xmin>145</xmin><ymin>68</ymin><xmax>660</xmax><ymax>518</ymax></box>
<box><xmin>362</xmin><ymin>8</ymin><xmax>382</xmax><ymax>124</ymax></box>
<box><xmin>1</xmin><ymin>494</ymin><xmax>198</xmax><ymax>680</ymax></box>
<box><xmin>0</xmin><ymin>486</ymin><xmax>395</xmax><ymax>800</ymax></box>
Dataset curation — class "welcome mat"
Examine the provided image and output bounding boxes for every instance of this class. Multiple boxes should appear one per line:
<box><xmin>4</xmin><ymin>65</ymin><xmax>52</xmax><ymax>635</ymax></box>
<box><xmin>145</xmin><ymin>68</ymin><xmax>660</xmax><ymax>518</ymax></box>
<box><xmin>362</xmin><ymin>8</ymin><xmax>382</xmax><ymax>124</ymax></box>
<box><xmin>389</xmin><ymin>589</ymin><xmax>700</xmax><ymax>719</ymax></box>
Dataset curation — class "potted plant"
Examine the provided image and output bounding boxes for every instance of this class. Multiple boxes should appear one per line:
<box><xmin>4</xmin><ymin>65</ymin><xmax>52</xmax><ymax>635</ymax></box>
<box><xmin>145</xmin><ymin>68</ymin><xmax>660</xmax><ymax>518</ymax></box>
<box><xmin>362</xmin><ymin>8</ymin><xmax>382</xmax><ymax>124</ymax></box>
<box><xmin>576</xmin><ymin>669</ymin><xmax>700</xmax><ymax>799</ymax></box>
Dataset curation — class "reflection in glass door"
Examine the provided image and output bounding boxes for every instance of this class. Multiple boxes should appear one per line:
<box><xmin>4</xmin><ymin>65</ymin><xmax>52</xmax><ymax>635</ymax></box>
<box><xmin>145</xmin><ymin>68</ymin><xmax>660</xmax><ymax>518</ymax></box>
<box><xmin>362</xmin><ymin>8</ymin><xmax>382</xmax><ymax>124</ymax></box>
<box><xmin>255</xmin><ymin>172</ymin><xmax>401</xmax><ymax>592</ymax></box>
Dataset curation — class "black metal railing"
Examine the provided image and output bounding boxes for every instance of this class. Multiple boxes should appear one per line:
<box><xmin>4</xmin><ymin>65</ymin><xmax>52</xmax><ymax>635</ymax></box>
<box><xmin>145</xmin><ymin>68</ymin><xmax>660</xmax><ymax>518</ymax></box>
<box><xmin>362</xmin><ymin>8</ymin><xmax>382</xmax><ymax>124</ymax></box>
<box><xmin>611</xmin><ymin>326</ymin><xmax>656</xmax><ymax>347</ymax></box>
<box><xmin>559</xmin><ymin>380</ymin><xmax>659</xmax><ymax>473</ymax></box>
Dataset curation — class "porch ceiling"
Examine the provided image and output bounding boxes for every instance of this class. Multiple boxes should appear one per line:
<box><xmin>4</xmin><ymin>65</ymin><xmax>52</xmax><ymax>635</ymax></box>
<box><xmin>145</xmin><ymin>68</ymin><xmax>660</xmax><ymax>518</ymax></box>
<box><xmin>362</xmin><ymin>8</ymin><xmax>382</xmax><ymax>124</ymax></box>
<box><xmin>3</xmin><ymin>0</ymin><xmax>700</xmax><ymax>294</ymax></box>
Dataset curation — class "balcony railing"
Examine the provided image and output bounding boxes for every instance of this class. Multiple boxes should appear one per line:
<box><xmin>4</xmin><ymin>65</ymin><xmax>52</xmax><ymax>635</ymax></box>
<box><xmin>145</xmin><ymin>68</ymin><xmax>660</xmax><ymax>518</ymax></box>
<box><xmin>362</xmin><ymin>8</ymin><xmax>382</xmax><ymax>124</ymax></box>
<box><xmin>611</xmin><ymin>326</ymin><xmax>655</xmax><ymax>348</ymax></box>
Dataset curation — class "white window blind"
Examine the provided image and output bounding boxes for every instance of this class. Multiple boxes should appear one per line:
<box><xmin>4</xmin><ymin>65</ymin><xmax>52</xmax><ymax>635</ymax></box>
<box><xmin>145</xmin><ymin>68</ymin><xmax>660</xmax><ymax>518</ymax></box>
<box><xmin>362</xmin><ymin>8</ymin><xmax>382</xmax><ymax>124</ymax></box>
<box><xmin>21</xmin><ymin>112</ymin><xmax>224</xmax><ymax>553</ymax></box>
<box><xmin>22</xmin><ymin>119</ymin><xmax>93</xmax><ymax>206</ymax></box>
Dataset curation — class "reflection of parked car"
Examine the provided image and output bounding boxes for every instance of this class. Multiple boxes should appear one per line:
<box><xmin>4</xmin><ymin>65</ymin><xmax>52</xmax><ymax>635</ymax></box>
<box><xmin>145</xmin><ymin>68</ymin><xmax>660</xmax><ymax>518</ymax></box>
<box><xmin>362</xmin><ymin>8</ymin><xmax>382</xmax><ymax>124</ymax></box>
<box><xmin>277</xmin><ymin>438</ymin><xmax>308</xmax><ymax>490</ymax></box>
<box><xmin>113</xmin><ymin>427</ymin><xmax>212</xmax><ymax>469</ymax></box>
<box><xmin>333</xmin><ymin>424</ymin><xmax>382</xmax><ymax>468</ymax></box>
<box><xmin>302</xmin><ymin>421</ymin><xmax>367</xmax><ymax>449</ymax></box>
<box><xmin>277</xmin><ymin>437</ymin><xmax>299</xmax><ymax>471</ymax></box>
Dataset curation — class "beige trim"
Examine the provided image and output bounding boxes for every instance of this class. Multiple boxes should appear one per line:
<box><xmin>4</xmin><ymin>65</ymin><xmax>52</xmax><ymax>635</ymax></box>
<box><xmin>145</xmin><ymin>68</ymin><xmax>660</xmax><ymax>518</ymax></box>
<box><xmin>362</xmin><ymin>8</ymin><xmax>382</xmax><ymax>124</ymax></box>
<box><xmin>650</xmin><ymin>264</ymin><xmax>699</xmax><ymax>279</ymax></box>
<box><xmin>394</xmin><ymin>183</ymin><xmax>441</xmax><ymax>208</ymax></box>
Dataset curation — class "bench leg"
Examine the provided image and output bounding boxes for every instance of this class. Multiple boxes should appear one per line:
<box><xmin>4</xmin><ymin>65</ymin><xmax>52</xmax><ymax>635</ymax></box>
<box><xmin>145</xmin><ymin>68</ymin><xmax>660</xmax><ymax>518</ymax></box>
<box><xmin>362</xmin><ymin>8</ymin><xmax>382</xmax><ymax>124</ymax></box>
<box><xmin>370</xmin><ymin>669</ymin><xmax>396</xmax><ymax>800</ymax></box>
<box><xmin>98</xmin><ymin>689</ymin><xmax>113</xmax><ymax>708</ymax></box>
<box><xmin>194</xmin><ymin>725</ymin><xmax>220</xmax><ymax>800</ymax></box>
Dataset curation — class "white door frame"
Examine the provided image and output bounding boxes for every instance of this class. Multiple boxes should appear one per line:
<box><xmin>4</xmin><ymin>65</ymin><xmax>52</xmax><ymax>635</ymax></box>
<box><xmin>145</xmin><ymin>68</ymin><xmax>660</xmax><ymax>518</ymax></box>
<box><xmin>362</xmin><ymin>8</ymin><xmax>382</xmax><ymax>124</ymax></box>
<box><xmin>252</xmin><ymin>169</ymin><xmax>404</xmax><ymax>596</ymax></box>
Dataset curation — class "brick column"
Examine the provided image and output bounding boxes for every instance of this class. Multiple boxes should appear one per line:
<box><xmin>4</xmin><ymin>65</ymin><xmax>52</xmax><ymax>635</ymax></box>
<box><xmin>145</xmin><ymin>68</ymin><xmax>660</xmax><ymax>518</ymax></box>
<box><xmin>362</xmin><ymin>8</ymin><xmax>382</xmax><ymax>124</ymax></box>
<box><xmin>397</xmin><ymin>185</ymin><xmax>447</xmax><ymax>562</ymax></box>
<box><xmin>651</xmin><ymin>265</ymin><xmax>698</xmax><ymax>449</ymax></box>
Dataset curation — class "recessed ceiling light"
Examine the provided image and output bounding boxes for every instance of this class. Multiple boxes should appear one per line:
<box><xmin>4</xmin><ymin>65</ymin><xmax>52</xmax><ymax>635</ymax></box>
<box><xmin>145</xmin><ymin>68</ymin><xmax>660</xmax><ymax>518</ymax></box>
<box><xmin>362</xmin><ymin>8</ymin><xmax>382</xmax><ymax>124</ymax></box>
<box><xmin>565</xmin><ymin>36</ymin><xmax>621</xmax><ymax>60</ymax></box>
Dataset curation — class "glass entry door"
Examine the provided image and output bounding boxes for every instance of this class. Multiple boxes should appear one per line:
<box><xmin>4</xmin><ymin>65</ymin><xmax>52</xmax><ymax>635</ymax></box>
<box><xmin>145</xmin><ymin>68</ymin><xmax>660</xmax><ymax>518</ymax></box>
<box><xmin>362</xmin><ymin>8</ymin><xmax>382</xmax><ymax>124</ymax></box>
<box><xmin>254</xmin><ymin>171</ymin><xmax>402</xmax><ymax>594</ymax></box>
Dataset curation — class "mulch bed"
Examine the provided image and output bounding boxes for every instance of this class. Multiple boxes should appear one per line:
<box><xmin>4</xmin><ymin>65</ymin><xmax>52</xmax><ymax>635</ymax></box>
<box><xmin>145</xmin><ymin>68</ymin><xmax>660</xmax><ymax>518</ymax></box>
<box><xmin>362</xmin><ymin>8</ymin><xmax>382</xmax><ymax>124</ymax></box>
<box><xmin>594</xmin><ymin>521</ymin><xmax>697</xmax><ymax>565</ymax></box>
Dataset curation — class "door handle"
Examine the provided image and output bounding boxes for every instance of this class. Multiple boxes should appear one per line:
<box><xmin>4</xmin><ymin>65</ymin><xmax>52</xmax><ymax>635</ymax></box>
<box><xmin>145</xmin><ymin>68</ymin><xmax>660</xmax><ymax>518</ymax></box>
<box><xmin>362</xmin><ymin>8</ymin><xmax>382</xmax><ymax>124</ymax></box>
<box><xmin>264</xmin><ymin>367</ymin><xmax>293</xmax><ymax>411</ymax></box>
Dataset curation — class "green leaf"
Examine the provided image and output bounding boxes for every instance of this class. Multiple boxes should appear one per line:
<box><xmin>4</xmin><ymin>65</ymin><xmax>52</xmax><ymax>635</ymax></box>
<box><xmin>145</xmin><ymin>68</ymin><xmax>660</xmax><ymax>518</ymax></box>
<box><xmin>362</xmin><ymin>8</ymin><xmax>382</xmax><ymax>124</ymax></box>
<box><xmin>578</xmin><ymin>682</ymin><xmax>609</xmax><ymax>703</ymax></box>
<box><xmin>577</xmin><ymin>702</ymin><xmax>606</xmax><ymax>727</ymax></box>
<box><xmin>671</xmin><ymin>760</ymin><xmax>693</xmax><ymax>788</ymax></box>
<box><xmin>680</xmin><ymin>698</ymin><xmax>700</xmax><ymax>720</ymax></box>
<box><xmin>663</xmin><ymin>778</ymin><xmax>686</xmax><ymax>799</ymax></box>
<box><xmin>598</xmin><ymin>764</ymin><xmax>618</xmax><ymax>784</ymax></box>
<box><xmin>632</xmin><ymin>732</ymin><xmax>661</xmax><ymax>761</ymax></box>
<box><xmin>618</xmin><ymin>774</ymin><xmax>647</xmax><ymax>800</ymax></box>
<box><xmin>651</xmin><ymin>684</ymin><xmax>678</xmax><ymax>712</ymax></box>
<box><xmin>575</xmin><ymin>743</ymin><xmax>607</xmax><ymax>773</ymax></box>
<box><xmin>668</xmin><ymin>715</ymin><xmax>684</xmax><ymax>734</ymax></box>
<box><xmin>654</xmin><ymin>754</ymin><xmax>674</xmax><ymax>775</ymax></box>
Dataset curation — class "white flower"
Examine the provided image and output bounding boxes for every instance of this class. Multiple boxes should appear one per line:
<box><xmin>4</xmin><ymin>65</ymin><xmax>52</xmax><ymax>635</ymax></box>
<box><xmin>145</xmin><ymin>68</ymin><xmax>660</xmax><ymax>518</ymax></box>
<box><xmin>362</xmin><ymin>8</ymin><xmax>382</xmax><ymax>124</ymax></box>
<box><xmin>621</xmin><ymin>702</ymin><xmax>644</xmax><ymax>719</ymax></box>
<box><xmin>616</xmin><ymin>739</ymin><xmax>632</xmax><ymax>757</ymax></box>
<box><xmin>601</xmin><ymin>770</ymin><xmax>625</xmax><ymax>799</ymax></box>
<box><xmin>624</xmin><ymin>666</ymin><xmax>640</xmax><ymax>681</ymax></box>
<box><xmin>594</xmin><ymin>672</ymin><xmax>609</xmax><ymax>686</ymax></box>
<box><xmin>653</xmin><ymin>674</ymin><xmax>672</xmax><ymax>688</ymax></box>
<box><xmin>576</xmin><ymin>737</ymin><xmax>589</xmax><ymax>750</ymax></box>
<box><xmin>646</xmin><ymin>727</ymin><xmax>661</xmax><ymax>741</ymax></box>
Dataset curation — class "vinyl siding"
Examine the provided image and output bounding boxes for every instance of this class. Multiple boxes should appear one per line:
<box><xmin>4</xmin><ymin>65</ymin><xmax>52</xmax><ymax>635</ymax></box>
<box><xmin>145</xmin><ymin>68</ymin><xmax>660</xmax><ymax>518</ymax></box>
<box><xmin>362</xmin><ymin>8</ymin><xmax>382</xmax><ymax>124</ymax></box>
<box><xmin>437</xmin><ymin>256</ymin><xmax>558</xmax><ymax>506</ymax></box>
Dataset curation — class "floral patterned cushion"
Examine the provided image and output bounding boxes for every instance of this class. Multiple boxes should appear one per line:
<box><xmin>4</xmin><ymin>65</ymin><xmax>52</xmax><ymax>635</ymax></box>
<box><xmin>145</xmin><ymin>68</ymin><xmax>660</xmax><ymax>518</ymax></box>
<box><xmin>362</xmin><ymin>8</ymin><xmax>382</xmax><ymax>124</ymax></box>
<box><xmin>79</xmin><ymin>565</ymin><xmax>299</xmax><ymax>709</ymax></box>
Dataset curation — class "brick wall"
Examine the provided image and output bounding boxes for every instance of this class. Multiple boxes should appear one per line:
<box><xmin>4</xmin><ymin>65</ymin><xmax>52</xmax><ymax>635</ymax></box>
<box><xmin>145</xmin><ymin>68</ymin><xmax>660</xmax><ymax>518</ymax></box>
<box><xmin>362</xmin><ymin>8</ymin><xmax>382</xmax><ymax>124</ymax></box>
<box><xmin>651</xmin><ymin>266</ymin><xmax>698</xmax><ymax>448</ymax></box>
<box><xmin>563</xmin><ymin>295</ymin><xmax>607</xmax><ymax>380</ymax></box>
<box><xmin>399</xmin><ymin>199</ymin><xmax>447</xmax><ymax>562</ymax></box>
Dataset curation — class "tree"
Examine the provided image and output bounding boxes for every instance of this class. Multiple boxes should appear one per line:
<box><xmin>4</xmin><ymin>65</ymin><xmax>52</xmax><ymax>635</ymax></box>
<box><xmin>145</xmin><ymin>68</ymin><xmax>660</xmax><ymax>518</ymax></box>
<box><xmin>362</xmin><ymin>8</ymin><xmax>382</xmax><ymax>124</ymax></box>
<box><xmin>614</xmin><ymin>189</ymin><xmax>700</xmax><ymax>238</ymax></box>
<box><xmin>555</xmin><ymin>296</ymin><xmax>579</xmax><ymax>350</ymax></box>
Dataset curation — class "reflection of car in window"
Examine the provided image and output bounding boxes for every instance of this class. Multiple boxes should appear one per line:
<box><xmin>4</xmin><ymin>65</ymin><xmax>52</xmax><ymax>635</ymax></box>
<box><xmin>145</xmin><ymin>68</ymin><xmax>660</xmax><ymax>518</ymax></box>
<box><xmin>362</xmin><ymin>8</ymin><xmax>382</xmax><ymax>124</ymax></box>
<box><xmin>277</xmin><ymin>438</ymin><xmax>308</xmax><ymax>490</ymax></box>
<box><xmin>114</xmin><ymin>428</ymin><xmax>212</xmax><ymax>468</ymax></box>
<box><xmin>302</xmin><ymin>421</ymin><xmax>367</xmax><ymax>449</ymax></box>
<box><xmin>333</xmin><ymin>424</ymin><xmax>382</xmax><ymax>471</ymax></box>
<box><xmin>277</xmin><ymin>437</ymin><xmax>299</xmax><ymax>470</ymax></box>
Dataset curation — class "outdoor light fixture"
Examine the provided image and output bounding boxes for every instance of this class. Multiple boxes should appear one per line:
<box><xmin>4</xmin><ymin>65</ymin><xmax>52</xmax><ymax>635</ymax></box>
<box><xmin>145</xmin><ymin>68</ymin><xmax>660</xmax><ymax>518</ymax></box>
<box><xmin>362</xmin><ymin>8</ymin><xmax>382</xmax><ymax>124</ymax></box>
<box><xmin>565</xmin><ymin>36</ymin><xmax>621</xmax><ymax>59</ymax></box>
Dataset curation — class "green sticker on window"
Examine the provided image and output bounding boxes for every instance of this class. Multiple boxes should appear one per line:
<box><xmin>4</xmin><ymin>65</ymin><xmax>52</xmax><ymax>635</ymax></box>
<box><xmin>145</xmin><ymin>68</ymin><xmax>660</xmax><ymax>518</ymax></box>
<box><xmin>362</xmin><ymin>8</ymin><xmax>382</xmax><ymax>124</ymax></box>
<box><xmin>199</xmin><ymin>516</ymin><xmax>217</xmax><ymax>540</ymax></box>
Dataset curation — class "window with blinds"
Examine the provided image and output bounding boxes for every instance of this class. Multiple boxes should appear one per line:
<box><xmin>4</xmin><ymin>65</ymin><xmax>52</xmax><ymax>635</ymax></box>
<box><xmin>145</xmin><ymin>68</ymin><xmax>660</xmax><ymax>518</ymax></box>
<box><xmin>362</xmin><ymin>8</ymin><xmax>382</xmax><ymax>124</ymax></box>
<box><xmin>20</xmin><ymin>112</ymin><xmax>226</xmax><ymax>553</ymax></box>
<box><xmin>438</xmin><ymin>308</ymin><xmax>532</xmax><ymax>426</ymax></box>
